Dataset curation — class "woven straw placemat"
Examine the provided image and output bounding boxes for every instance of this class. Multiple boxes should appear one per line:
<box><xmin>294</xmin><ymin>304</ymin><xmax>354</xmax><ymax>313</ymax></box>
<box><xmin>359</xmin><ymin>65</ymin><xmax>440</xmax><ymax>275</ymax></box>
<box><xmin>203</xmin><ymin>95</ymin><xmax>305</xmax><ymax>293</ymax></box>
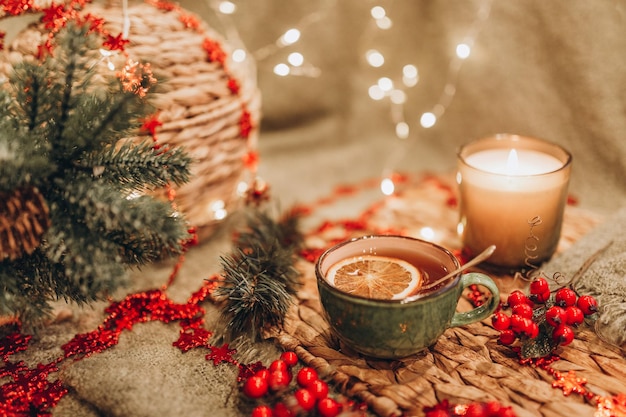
<box><xmin>269</xmin><ymin>176</ymin><xmax>625</xmax><ymax>417</ymax></box>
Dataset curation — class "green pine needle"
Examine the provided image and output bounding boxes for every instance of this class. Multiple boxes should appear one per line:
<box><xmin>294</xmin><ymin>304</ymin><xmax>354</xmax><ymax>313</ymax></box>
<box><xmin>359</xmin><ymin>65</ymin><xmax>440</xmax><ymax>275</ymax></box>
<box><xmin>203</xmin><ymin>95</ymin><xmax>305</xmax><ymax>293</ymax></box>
<box><xmin>0</xmin><ymin>22</ymin><xmax>192</xmax><ymax>326</ymax></box>
<box><xmin>214</xmin><ymin>208</ymin><xmax>304</xmax><ymax>341</ymax></box>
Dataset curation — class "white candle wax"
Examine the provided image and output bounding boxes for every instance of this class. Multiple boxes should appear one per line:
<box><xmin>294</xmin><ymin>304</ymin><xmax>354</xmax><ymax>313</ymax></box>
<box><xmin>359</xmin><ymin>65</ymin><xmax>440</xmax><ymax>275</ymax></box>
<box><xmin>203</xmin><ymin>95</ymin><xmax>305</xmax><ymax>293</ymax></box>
<box><xmin>464</xmin><ymin>149</ymin><xmax>563</xmax><ymax>176</ymax></box>
<box><xmin>457</xmin><ymin>137</ymin><xmax>571</xmax><ymax>269</ymax></box>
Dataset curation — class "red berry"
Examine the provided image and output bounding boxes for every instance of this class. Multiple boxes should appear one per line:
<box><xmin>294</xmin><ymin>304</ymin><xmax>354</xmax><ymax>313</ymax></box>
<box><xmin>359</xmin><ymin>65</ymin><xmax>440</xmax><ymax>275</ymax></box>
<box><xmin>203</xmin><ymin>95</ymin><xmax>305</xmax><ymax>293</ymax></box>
<box><xmin>255</xmin><ymin>368</ymin><xmax>270</xmax><ymax>380</ymax></box>
<box><xmin>565</xmin><ymin>306</ymin><xmax>584</xmax><ymax>326</ymax></box>
<box><xmin>545</xmin><ymin>306</ymin><xmax>566</xmax><ymax>327</ymax></box>
<box><xmin>491</xmin><ymin>312</ymin><xmax>511</xmax><ymax>331</ymax></box>
<box><xmin>296</xmin><ymin>367</ymin><xmax>318</xmax><ymax>387</ymax></box>
<box><xmin>483</xmin><ymin>401</ymin><xmax>502</xmax><ymax>415</ymax></box>
<box><xmin>553</xmin><ymin>324</ymin><xmax>575</xmax><ymax>346</ymax></box>
<box><xmin>251</xmin><ymin>405</ymin><xmax>273</xmax><ymax>417</ymax></box>
<box><xmin>464</xmin><ymin>403</ymin><xmax>485</xmax><ymax>417</ymax></box>
<box><xmin>555</xmin><ymin>288</ymin><xmax>577</xmax><ymax>307</ymax></box>
<box><xmin>317</xmin><ymin>398</ymin><xmax>341</xmax><ymax>417</ymax></box>
<box><xmin>512</xmin><ymin>303</ymin><xmax>533</xmax><ymax>319</ymax></box>
<box><xmin>531</xmin><ymin>289</ymin><xmax>551</xmax><ymax>304</ymax></box>
<box><xmin>273</xmin><ymin>403</ymin><xmax>294</xmax><ymax>417</ymax></box>
<box><xmin>528</xmin><ymin>321</ymin><xmax>540</xmax><ymax>339</ymax></box>
<box><xmin>269</xmin><ymin>359</ymin><xmax>288</xmax><ymax>373</ymax></box>
<box><xmin>243</xmin><ymin>375</ymin><xmax>269</xmax><ymax>399</ymax></box>
<box><xmin>510</xmin><ymin>315</ymin><xmax>533</xmax><ymax>335</ymax></box>
<box><xmin>498</xmin><ymin>406</ymin><xmax>517</xmax><ymax>417</ymax></box>
<box><xmin>577</xmin><ymin>295</ymin><xmax>598</xmax><ymax>316</ymax></box>
<box><xmin>530</xmin><ymin>277</ymin><xmax>549</xmax><ymax>296</ymax></box>
<box><xmin>499</xmin><ymin>329</ymin><xmax>517</xmax><ymax>345</ymax></box>
<box><xmin>268</xmin><ymin>370</ymin><xmax>291</xmax><ymax>391</ymax></box>
<box><xmin>308</xmin><ymin>379</ymin><xmax>329</xmax><ymax>399</ymax></box>
<box><xmin>507</xmin><ymin>290</ymin><xmax>529</xmax><ymax>307</ymax></box>
<box><xmin>280</xmin><ymin>351</ymin><xmax>298</xmax><ymax>367</ymax></box>
<box><xmin>294</xmin><ymin>388</ymin><xmax>316</xmax><ymax>411</ymax></box>
<box><xmin>425</xmin><ymin>411</ymin><xmax>450</xmax><ymax>417</ymax></box>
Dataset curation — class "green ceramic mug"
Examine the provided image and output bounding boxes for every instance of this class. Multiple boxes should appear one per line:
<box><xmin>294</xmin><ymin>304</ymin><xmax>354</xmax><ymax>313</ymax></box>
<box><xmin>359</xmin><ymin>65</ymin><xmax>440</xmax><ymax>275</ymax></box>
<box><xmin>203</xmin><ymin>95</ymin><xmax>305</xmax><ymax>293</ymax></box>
<box><xmin>315</xmin><ymin>235</ymin><xmax>500</xmax><ymax>359</ymax></box>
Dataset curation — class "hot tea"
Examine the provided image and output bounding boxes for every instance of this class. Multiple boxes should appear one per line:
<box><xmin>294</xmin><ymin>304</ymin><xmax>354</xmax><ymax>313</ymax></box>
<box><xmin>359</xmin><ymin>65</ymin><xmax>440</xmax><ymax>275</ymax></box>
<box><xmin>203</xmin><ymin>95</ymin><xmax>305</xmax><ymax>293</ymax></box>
<box><xmin>323</xmin><ymin>250</ymin><xmax>454</xmax><ymax>301</ymax></box>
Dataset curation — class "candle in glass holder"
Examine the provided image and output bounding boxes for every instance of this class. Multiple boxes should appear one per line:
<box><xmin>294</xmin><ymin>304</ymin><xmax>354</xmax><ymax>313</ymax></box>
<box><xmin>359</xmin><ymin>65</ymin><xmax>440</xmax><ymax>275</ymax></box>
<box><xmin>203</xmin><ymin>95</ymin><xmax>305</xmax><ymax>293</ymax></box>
<box><xmin>457</xmin><ymin>134</ymin><xmax>572</xmax><ymax>269</ymax></box>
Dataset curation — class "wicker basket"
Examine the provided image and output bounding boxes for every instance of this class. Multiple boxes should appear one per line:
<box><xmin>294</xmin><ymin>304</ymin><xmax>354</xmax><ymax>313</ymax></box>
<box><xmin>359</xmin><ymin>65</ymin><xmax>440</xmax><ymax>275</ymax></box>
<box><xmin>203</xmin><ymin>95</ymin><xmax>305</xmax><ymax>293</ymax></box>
<box><xmin>1</xmin><ymin>0</ymin><xmax>261</xmax><ymax>241</ymax></box>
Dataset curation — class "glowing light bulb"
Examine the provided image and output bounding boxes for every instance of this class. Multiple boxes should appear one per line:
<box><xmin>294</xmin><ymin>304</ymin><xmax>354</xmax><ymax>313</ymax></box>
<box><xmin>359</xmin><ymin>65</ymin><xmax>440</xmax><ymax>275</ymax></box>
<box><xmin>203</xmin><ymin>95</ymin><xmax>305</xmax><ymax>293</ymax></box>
<box><xmin>395</xmin><ymin>122</ymin><xmax>409</xmax><ymax>139</ymax></box>
<box><xmin>288</xmin><ymin>52</ymin><xmax>304</xmax><ymax>66</ymax></box>
<box><xmin>377</xmin><ymin>77</ymin><xmax>393</xmax><ymax>92</ymax></box>
<box><xmin>366</xmin><ymin>49</ymin><xmax>385</xmax><ymax>67</ymax></box>
<box><xmin>232</xmin><ymin>49</ymin><xmax>247</xmax><ymax>63</ymax></box>
<box><xmin>210</xmin><ymin>200</ymin><xmax>227</xmax><ymax>220</ymax></box>
<box><xmin>274</xmin><ymin>63</ymin><xmax>290</xmax><ymax>76</ymax></box>
<box><xmin>381</xmin><ymin>178</ymin><xmax>395</xmax><ymax>195</ymax></box>
<box><xmin>420</xmin><ymin>227</ymin><xmax>435</xmax><ymax>240</ymax></box>
<box><xmin>420</xmin><ymin>112</ymin><xmax>437</xmax><ymax>128</ymax></box>
<box><xmin>402</xmin><ymin>64</ymin><xmax>419</xmax><ymax>87</ymax></box>
<box><xmin>218</xmin><ymin>1</ymin><xmax>236</xmax><ymax>14</ymax></box>
<box><xmin>237</xmin><ymin>181</ymin><xmax>249</xmax><ymax>196</ymax></box>
<box><xmin>376</xmin><ymin>17</ymin><xmax>392</xmax><ymax>30</ymax></box>
<box><xmin>280</xmin><ymin>28</ymin><xmax>301</xmax><ymax>45</ymax></box>
<box><xmin>371</xmin><ymin>6</ymin><xmax>386</xmax><ymax>19</ymax></box>
<box><xmin>403</xmin><ymin>64</ymin><xmax>418</xmax><ymax>79</ymax></box>
<box><xmin>390</xmin><ymin>89</ymin><xmax>406</xmax><ymax>104</ymax></box>
<box><xmin>456</xmin><ymin>43</ymin><xmax>471</xmax><ymax>59</ymax></box>
<box><xmin>368</xmin><ymin>84</ymin><xmax>385</xmax><ymax>100</ymax></box>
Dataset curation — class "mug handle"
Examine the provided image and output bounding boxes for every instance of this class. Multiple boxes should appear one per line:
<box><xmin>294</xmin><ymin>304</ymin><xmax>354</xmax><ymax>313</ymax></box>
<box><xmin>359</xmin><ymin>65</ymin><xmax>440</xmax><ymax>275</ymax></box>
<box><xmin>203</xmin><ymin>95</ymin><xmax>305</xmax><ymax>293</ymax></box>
<box><xmin>450</xmin><ymin>272</ymin><xmax>500</xmax><ymax>327</ymax></box>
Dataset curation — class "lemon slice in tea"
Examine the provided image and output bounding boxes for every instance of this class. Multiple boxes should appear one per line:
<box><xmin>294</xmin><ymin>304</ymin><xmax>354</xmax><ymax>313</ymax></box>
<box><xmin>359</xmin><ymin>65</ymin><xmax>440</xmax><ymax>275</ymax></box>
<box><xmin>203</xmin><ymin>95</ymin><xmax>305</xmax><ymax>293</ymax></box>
<box><xmin>326</xmin><ymin>255</ymin><xmax>422</xmax><ymax>300</ymax></box>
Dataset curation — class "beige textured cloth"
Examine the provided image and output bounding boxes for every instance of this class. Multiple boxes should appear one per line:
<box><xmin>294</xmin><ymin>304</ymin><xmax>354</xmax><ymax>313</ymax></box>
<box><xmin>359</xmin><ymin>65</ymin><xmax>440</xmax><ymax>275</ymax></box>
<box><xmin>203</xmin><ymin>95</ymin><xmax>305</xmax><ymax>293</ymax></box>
<box><xmin>543</xmin><ymin>206</ymin><xmax>626</xmax><ymax>349</ymax></box>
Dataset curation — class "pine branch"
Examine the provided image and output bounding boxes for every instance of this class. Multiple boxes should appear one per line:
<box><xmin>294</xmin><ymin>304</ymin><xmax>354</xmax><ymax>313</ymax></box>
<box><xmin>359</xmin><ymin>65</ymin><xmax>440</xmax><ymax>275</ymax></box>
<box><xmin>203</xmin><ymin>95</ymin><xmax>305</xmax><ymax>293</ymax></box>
<box><xmin>79</xmin><ymin>141</ymin><xmax>191</xmax><ymax>191</ymax></box>
<box><xmin>214</xmin><ymin>208</ymin><xmax>304</xmax><ymax>341</ymax></box>
<box><xmin>46</xmin><ymin>177</ymin><xmax>187</xmax><ymax>265</ymax></box>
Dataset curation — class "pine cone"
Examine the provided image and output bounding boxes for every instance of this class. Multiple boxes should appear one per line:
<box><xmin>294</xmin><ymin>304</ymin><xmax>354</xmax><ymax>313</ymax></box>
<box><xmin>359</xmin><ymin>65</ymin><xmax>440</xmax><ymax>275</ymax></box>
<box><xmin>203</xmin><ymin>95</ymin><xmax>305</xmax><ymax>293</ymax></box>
<box><xmin>0</xmin><ymin>186</ymin><xmax>50</xmax><ymax>261</ymax></box>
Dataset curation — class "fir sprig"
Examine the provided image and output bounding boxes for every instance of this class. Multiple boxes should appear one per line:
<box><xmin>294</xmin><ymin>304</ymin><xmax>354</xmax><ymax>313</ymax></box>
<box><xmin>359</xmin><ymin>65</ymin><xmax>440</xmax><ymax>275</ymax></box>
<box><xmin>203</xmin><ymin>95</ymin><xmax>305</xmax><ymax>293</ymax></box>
<box><xmin>0</xmin><ymin>22</ymin><xmax>192</xmax><ymax>325</ymax></box>
<box><xmin>214</xmin><ymin>209</ymin><xmax>304</xmax><ymax>341</ymax></box>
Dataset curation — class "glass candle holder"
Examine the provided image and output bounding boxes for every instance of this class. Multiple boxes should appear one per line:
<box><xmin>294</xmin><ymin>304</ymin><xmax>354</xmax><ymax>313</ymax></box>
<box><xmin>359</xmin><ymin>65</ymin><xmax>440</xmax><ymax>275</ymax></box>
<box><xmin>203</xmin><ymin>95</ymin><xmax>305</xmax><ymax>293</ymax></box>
<box><xmin>457</xmin><ymin>134</ymin><xmax>572</xmax><ymax>270</ymax></box>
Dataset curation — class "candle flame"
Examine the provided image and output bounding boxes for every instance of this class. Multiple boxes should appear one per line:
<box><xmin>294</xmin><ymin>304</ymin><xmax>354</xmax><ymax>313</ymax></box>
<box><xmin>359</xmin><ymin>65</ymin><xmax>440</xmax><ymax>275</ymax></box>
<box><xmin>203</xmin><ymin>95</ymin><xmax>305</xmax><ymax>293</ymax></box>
<box><xmin>506</xmin><ymin>149</ymin><xmax>519</xmax><ymax>174</ymax></box>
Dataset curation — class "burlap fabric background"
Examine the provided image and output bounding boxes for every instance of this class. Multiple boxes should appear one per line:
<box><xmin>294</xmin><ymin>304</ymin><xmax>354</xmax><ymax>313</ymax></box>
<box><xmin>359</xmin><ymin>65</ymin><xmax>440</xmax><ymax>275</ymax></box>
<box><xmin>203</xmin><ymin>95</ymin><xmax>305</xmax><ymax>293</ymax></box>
<box><xmin>2</xmin><ymin>1</ymin><xmax>626</xmax><ymax>416</ymax></box>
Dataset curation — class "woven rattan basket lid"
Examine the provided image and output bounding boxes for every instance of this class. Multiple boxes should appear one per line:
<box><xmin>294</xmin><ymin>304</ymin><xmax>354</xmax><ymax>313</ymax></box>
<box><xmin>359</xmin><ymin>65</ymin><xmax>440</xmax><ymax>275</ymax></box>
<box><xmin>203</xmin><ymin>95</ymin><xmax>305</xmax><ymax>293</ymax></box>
<box><xmin>1</xmin><ymin>0</ymin><xmax>261</xmax><ymax>240</ymax></box>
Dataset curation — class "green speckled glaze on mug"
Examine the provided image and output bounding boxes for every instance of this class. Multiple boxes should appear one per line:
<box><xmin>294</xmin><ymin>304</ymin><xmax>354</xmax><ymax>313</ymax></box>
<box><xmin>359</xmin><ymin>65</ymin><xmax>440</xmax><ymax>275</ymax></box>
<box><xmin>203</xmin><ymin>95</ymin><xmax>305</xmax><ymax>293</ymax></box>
<box><xmin>316</xmin><ymin>235</ymin><xmax>500</xmax><ymax>359</ymax></box>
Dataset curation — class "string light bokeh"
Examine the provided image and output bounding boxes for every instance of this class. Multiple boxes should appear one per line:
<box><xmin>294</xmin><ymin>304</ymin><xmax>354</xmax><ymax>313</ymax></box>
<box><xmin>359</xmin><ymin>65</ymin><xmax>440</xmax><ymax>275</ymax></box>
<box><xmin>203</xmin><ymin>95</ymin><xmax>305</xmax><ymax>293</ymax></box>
<box><xmin>204</xmin><ymin>0</ymin><xmax>493</xmax><ymax>194</ymax></box>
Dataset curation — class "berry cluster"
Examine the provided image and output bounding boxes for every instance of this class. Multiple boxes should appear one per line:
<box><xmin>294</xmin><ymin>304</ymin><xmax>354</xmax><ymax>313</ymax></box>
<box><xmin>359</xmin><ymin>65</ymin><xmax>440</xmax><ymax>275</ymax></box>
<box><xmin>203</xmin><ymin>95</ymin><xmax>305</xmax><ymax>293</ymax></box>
<box><xmin>491</xmin><ymin>277</ymin><xmax>598</xmax><ymax>353</ymax></box>
<box><xmin>240</xmin><ymin>351</ymin><xmax>364</xmax><ymax>417</ymax></box>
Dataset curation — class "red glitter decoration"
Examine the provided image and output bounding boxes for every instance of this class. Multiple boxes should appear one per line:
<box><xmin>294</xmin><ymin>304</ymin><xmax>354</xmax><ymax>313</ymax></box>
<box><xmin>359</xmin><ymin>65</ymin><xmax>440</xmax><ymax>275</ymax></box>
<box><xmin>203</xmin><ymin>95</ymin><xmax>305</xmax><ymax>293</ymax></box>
<box><xmin>552</xmin><ymin>370</ymin><xmax>588</xmax><ymax>396</ymax></box>
<box><xmin>0</xmin><ymin>360</ymin><xmax>68</xmax><ymax>416</ymax></box>
<box><xmin>202</xmin><ymin>37</ymin><xmax>227</xmax><ymax>65</ymax></box>
<box><xmin>145</xmin><ymin>0</ymin><xmax>178</xmax><ymax>12</ymax></box>
<box><xmin>40</xmin><ymin>3</ymin><xmax>71</xmax><ymax>30</ymax></box>
<box><xmin>206</xmin><ymin>343</ymin><xmax>237</xmax><ymax>366</ymax></box>
<box><xmin>596</xmin><ymin>394</ymin><xmax>626</xmax><ymax>417</ymax></box>
<box><xmin>0</xmin><ymin>331</ymin><xmax>30</xmax><ymax>361</ymax></box>
<box><xmin>228</xmin><ymin>77</ymin><xmax>240</xmax><ymax>95</ymax></box>
<box><xmin>173</xmin><ymin>327</ymin><xmax>212</xmax><ymax>352</ymax></box>
<box><xmin>141</xmin><ymin>112</ymin><xmax>163</xmax><ymax>137</ymax></box>
<box><xmin>242</xmin><ymin>150</ymin><xmax>260</xmax><ymax>171</ymax></box>
<box><xmin>102</xmin><ymin>32</ymin><xmax>129</xmax><ymax>51</ymax></box>
<box><xmin>239</xmin><ymin>108</ymin><xmax>253</xmax><ymax>139</ymax></box>
<box><xmin>2</xmin><ymin>0</ymin><xmax>36</xmax><ymax>16</ymax></box>
<box><xmin>179</xmin><ymin>12</ymin><xmax>201</xmax><ymax>31</ymax></box>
